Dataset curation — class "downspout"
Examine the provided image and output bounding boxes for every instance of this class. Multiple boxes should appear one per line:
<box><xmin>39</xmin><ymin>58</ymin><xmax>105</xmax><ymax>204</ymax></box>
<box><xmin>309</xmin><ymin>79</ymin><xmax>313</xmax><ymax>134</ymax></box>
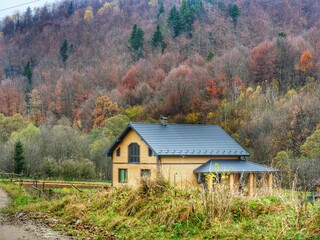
<box><xmin>110</xmin><ymin>155</ymin><xmax>113</xmax><ymax>187</ymax></box>
<box><xmin>157</xmin><ymin>156</ymin><xmax>161</xmax><ymax>172</ymax></box>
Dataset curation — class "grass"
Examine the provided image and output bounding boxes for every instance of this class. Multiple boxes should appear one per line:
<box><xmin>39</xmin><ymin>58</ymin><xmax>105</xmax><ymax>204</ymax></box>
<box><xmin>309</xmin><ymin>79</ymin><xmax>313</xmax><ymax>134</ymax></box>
<box><xmin>0</xmin><ymin>179</ymin><xmax>319</xmax><ymax>239</ymax></box>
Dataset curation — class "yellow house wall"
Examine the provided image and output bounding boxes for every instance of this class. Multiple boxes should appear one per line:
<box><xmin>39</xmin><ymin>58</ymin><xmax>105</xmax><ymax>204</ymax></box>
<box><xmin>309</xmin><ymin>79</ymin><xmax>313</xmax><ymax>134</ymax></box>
<box><xmin>111</xmin><ymin>129</ymin><xmax>242</xmax><ymax>188</ymax></box>
<box><xmin>160</xmin><ymin>156</ymin><xmax>239</xmax><ymax>187</ymax></box>
<box><xmin>112</xmin><ymin>130</ymin><xmax>158</xmax><ymax>187</ymax></box>
<box><xmin>317</xmin><ymin>186</ymin><xmax>320</xmax><ymax>195</ymax></box>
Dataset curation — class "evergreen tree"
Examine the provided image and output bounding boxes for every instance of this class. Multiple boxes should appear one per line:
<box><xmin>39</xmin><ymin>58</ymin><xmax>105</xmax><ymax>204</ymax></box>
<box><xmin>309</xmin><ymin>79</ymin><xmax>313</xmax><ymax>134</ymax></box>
<box><xmin>228</xmin><ymin>3</ymin><xmax>240</xmax><ymax>25</ymax></box>
<box><xmin>23</xmin><ymin>60</ymin><xmax>32</xmax><ymax>86</ymax></box>
<box><xmin>180</xmin><ymin>0</ymin><xmax>193</xmax><ymax>32</ymax></box>
<box><xmin>157</xmin><ymin>3</ymin><xmax>165</xmax><ymax>19</ymax></box>
<box><xmin>67</xmin><ymin>1</ymin><xmax>75</xmax><ymax>17</ymax></box>
<box><xmin>14</xmin><ymin>140</ymin><xmax>25</xmax><ymax>174</ymax></box>
<box><xmin>167</xmin><ymin>6</ymin><xmax>181</xmax><ymax>38</ymax></box>
<box><xmin>60</xmin><ymin>39</ymin><xmax>69</xmax><ymax>66</ymax></box>
<box><xmin>129</xmin><ymin>24</ymin><xmax>144</xmax><ymax>61</ymax></box>
<box><xmin>23</xmin><ymin>7</ymin><xmax>33</xmax><ymax>30</ymax></box>
<box><xmin>151</xmin><ymin>25</ymin><xmax>167</xmax><ymax>53</ymax></box>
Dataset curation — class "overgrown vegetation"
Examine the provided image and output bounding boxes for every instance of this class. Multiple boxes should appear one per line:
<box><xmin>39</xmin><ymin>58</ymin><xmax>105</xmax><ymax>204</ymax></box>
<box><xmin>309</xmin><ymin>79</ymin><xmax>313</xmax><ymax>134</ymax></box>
<box><xmin>0</xmin><ymin>177</ymin><xmax>319</xmax><ymax>239</ymax></box>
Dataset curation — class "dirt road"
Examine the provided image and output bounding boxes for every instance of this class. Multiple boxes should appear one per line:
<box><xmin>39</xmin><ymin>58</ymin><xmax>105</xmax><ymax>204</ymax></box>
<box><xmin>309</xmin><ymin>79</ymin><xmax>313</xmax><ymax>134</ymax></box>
<box><xmin>0</xmin><ymin>188</ymin><xmax>71</xmax><ymax>240</ymax></box>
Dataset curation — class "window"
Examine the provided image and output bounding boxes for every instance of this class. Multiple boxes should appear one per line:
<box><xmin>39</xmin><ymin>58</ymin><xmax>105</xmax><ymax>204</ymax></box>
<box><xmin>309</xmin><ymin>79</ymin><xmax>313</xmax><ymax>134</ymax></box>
<box><xmin>128</xmin><ymin>143</ymin><xmax>140</xmax><ymax>163</ymax></box>
<box><xmin>148</xmin><ymin>147</ymin><xmax>153</xmax><ymax>157</ymax></box>
<box><xmin>197</xmin><ymin>173</ymin><xmax>205</xmax><ymax>184</ymax></box>
<box><xmin>116</xmin><ymin>148</ymin><xmax>120</xmax><ymax>157</ymax></box>
<box><xmin>118</xmin><ymin>169</ymin><xmax>127</xmax><ymax>183</ymax></box>
<box><xmin>141</xmin><ymin>169</ymin><xmax>151</xmax><ymax>178</ymax></box>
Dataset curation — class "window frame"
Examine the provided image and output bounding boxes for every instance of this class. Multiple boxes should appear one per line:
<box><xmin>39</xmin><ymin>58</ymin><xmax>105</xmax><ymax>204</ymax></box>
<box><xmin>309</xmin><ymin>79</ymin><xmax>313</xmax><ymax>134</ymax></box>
<box><xmin>118</xmin><ymin>169</ymin><xmax>127</xmax><ymax>183</ymax></box>
<box><xmin>128</xmin><ymin>143</ymin><xmax>140</xmax><ymax>163</ymax></box>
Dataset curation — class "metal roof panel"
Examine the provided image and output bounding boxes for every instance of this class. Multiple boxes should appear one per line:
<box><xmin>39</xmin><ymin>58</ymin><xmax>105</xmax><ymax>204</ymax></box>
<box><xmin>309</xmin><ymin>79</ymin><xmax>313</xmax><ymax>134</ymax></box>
<box><xmin>194</xmin><ymin>159</ymin><xmax>279</xmax><ymax>173</ymax></box>
<box><xmin>130</xmin><ymin>123</ymin><xmax>249</xmax><ymax>156</ymax></box>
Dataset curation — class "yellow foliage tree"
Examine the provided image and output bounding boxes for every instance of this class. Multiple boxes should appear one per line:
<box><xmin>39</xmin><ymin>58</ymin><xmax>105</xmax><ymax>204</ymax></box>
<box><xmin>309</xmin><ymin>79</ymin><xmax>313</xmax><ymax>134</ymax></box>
<box><xmin>148</xmin><ymin>0</ymin><xmax>158</xmax><ymax>7</ymax></box>
<box><xmin>92</xmin><ymin>96</ymin><xmax>123</xmax><ymax>127</ymax></box>
<box><xmin>84</xmin><ymin>6</ymin><xmax>94</xmax><ymax>22</ymax></box>
<box><xmin>97</xmin><ymin>2</ymin><xmax>112</xmax><ymax>15</ymax></box>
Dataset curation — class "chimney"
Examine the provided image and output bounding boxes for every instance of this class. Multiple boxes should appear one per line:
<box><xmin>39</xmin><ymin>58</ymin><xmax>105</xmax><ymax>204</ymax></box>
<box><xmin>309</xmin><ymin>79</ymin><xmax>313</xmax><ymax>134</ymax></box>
<box><xmin>160</xmin><ymin>116</ymin><xmax>168</xmax><ymax>126</ymax></box>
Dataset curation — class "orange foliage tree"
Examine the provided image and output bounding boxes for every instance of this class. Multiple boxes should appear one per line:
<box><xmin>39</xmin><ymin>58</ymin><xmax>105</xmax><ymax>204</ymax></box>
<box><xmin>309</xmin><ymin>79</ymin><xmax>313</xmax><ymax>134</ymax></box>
<box><xmin>296</xmin><ymin>50</ymin><xmax>313</xmax><ymax>73</ymax></box>
<box><xmin>0</xmin><ymin>80</ymin><xmax>24</xmax><ymax>116</ymax></box>
<box><xmin>92</xmin><ymin>96</ymin><xmax>123</xmax><ymax>127</ymax></box>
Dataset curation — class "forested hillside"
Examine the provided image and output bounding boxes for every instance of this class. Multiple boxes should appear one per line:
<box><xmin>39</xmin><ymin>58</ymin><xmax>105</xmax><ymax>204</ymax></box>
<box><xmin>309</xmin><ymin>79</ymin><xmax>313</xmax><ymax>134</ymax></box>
<box><xmin>0</xmin><ymin>0</ymin><xmax>319</xmax><ymax>183</ymax></box>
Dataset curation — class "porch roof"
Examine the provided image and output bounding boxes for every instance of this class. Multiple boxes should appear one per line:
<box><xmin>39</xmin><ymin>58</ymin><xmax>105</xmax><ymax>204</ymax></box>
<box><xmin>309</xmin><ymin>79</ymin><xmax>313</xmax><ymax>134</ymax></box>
<box><xmin>193</xmin><ymin>159</ymin><xmax>279</xmax><ymax>174</ymax></box>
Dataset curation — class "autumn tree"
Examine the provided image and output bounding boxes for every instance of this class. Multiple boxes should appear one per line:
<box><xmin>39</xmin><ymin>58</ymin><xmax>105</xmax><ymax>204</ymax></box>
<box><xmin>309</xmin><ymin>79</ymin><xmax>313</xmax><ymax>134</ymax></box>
<box><xmin>205</xmin><ymin>78</ymin><xmax>221</xmax><ymax>100</ymax></box>
<box><xmin>250</xmin><ymin>40</ymin><xmax>278</xmax><ymax>85</ymax></box>
<box><xmin>295</xmin><ymin>51</ymin><xmax>313</xmax><ymax>86</ymax></box>
<box><xmin>0</xmin><ymin>114</ymin><xmax>28</xmax><ymax>143</ymax></box>
<box><xmin>92</xmin><ymin>96</ymin><xmax>123</xmax><ymax>127</ymax></box>
<box><xmin>296</xmin><ymin>51</ymin><xmax>313</xmax><ymax>73</ymax></box>
<box><xmin>23</xmin><ymin>60</ymin><xmax>33</xmax><ymax>115</ymax></box>
<box><xmin>275</xmin><ymin>34</ymin><xmax>295</xmax><ymax>94</ymax></box>
<box><xmin>129</xmin><ymin>24</ymin><xmax>144</xmax><ymax>61</ymax></box>
<box><xmin>300</xmin><ymin>130</ymin><xmax>320</xmax><ymax>159</ymax></box>
<box><xmin>0</xmin><ymin>80</ymin><xmax>24</xmax><ymax>117</ymax></box>
<box><xmin>84</xmin><ymin>6</ymin><xmax>94</xmax><ymax>22</ymax></box>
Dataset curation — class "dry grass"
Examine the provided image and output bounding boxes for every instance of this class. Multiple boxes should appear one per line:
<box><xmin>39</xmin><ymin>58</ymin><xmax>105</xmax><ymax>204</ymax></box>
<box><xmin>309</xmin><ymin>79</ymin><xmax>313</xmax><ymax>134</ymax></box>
<box><xmin>1</xmin><ymin>176</ymin><xmax>320</xmax><ymax>239</ymax></box>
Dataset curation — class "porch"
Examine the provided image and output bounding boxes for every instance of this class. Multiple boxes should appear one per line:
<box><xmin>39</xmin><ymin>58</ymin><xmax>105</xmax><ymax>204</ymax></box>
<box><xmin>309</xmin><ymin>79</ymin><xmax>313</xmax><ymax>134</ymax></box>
<box><xmin>194</xmin><ymin>159</ymin><xmax>279</xmax><ymax>196</ymax></box>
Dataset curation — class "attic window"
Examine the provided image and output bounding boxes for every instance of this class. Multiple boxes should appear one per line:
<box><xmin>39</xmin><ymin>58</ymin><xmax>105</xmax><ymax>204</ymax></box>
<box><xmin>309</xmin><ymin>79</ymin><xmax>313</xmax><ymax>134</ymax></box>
<box><xmin>128</xmin><ymin>143</ymin><xmax>140</xmax><ymax>163</ymax></box>
<box><xmin>148</xmin><ymin>147</ymin><xmax>153</xmax><ymax>157</ymax></box>
<box><xmin>116</xmin><ymin>148</ymin><xmax>120</xmax><ymax>157</ymax></box>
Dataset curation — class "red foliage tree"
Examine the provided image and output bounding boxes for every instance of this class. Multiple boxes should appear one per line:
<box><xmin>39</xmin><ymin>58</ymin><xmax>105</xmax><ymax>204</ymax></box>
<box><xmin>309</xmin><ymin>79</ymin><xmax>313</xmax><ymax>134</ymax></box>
<box><xmin>0</xmin><ymin>80</ymin><xmax>24</xmax><ymax>116</ymax></box>
<box><xmin>250</xmin><ymin>40</ymin><xmax>278</xmax><ymax>85</ymax></box>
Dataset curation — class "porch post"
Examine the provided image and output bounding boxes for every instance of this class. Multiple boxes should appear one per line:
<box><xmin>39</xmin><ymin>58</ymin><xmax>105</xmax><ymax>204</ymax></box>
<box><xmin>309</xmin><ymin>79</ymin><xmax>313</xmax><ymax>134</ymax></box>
<box><xmin>229</xmin><ymin>174</ymin><xmax>234</xmax><ymax>193</ymax></box>
<box><xmin>267</xmin><ymin>173</ymin><xmax>273</xmax><ymax>194</ymax></box>
<box><xmin>248</xmin><ymin>173</ymin><xmax>256</xmax><ymax>197</ymax></box>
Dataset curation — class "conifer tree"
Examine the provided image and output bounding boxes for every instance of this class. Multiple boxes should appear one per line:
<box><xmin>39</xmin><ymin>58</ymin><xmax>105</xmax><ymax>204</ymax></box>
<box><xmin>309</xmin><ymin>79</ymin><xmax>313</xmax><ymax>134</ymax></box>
<box><xmin>60</xmin><ymin>39</ymin><xmax>69</xmax><ymax>66</ymax></box>
<box><xmin>167</xmin><ymin>6</ymin><xmax>181</xmax><ymax>38</ymax></box>
<box><xmin>129</xmin><ymin>24</ymin><xmax>144</xmax><ymax>61</ymax></box>
<box><xmin>14</xmin><ymin>140</ymin><xmax>25</xmax><ymax>174</ymax></box>
<box><xmin>180</xmin><ymin>0</ymin><xmax>193</xmax><ymax>32</ymax></box>
<box><xmin>228</xmin><ymin>3</ymin><xmax>240</xmax><ymax>25</ymax></box>
<box><xmin>23</xmin><ymin>60</ymin><xmax>32</xmax><ymax>86</ymax></box>
<box><xmin>151</xmin><ymin>25</ymin><xmax>167</xmax><ymax>53</ymax></box>
<box><xmin>157</xmin><ymin>3</ymin><xmax>165</xmax><ymax>19</ymax></box>
<box><xmin>67</xmin><ymin>1</ymin><xmax>75</xmax><ymax>17</ymax></box>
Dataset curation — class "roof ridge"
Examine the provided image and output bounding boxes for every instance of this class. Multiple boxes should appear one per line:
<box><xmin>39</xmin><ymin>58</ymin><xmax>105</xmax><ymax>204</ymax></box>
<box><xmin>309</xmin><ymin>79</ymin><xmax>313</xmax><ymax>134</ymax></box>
<box><xmin>130</xmin><ymin>122</ymin><xmax>221</xmax><ymax>127</ymax></box>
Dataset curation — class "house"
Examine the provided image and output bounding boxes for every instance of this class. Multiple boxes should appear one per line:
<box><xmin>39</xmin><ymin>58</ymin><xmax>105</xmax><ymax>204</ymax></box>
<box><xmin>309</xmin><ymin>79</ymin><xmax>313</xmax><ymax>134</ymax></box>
<box><xmin>106</xmin><ymin>119</ymin><xmax>278</xmax><ymax>196</ymax></box>
<box><xmin>312</xmin><ymin>177</ymin><xmax>320</xmax><ymax>195</ymax></box>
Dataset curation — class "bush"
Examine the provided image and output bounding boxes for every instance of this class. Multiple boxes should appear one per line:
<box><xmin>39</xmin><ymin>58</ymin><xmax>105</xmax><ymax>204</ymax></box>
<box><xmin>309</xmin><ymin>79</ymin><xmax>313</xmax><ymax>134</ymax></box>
<box><xmin>40</xmin><ymin>157</ymin><xmax>60</xmax><ymax>178</ymax></box>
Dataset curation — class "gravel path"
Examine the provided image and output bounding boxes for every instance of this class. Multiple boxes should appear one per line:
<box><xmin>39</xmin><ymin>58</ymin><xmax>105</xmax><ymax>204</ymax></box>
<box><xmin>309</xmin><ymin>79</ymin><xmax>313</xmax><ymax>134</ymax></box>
<box><xmin>0</xmin><ymin>188</ymin><xmax>71</xmax><ymax>240</ymax></box>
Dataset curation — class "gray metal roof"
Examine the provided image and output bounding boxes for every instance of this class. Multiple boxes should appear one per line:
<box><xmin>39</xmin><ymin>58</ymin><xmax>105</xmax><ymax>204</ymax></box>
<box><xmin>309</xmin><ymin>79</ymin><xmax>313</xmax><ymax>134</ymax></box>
<box><xmin>107</xmin><ymin>122</ymin><xmax>249</xmax><ymax>157</ymax></box>
<box><xmin>313</xmin><ymin>177</ymin><xmax>320</xmax><ymax>186</ymax></box>
<box><xmin>194</xmin><ymin>159</ymin><xmax>279</xmax><ymax>173</ymax></box>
